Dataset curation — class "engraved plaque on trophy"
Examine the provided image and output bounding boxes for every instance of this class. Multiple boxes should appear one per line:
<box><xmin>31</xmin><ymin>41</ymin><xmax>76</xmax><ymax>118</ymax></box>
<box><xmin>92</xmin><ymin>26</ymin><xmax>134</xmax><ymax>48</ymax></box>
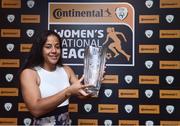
<box><xmin>84</xmin><ymin>45</ymin><xmax>106</xmax><ymax>97</ymax></box>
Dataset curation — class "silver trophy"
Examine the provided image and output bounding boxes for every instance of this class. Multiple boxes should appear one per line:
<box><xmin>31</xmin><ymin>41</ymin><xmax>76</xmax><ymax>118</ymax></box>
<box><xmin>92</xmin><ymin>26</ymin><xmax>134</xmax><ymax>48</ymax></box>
<box><xmin>84</xmin><ymin>45</ymin><xmax>107</xmax><ymax>97</ymax></box>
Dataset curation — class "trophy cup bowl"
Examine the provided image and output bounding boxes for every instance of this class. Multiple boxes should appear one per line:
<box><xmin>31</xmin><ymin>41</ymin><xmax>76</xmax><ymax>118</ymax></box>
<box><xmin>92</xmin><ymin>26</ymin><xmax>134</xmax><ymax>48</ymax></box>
<box><xmin>84</xmin><ymin>45</ymin><xmax>106</xmax><ymax>97</ymax></box>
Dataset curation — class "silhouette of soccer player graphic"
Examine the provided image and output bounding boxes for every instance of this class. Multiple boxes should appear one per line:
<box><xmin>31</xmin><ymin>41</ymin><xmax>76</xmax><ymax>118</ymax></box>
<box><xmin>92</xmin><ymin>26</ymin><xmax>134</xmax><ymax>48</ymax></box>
<box><xmin>103</xmin><ymin>27</ymin><xmax>131</xmax><ymax>61</ymax></box>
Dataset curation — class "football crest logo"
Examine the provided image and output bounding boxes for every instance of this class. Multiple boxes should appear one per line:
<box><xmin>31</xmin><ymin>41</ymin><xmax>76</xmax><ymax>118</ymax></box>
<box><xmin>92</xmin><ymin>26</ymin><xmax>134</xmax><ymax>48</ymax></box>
<box><xmin>115</xmin><ymin>7</ymin><xmax>128</xmax><ymax>20</ymax></box>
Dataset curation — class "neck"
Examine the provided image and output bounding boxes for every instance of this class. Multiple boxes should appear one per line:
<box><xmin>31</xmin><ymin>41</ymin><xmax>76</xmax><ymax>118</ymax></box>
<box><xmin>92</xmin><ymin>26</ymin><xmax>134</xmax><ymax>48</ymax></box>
<box><xmin>42</xmin><ymin>63</ymin><xmax>56</xmax><ymax>71</ymax></box>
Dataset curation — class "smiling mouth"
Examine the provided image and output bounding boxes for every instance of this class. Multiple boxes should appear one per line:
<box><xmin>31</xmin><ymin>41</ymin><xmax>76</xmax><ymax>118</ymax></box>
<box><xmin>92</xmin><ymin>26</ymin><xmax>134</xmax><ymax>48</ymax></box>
<box><xmin>50</xmin><ymin>56</ymin><xmax>58</xmax><ymax>60</ymax></box>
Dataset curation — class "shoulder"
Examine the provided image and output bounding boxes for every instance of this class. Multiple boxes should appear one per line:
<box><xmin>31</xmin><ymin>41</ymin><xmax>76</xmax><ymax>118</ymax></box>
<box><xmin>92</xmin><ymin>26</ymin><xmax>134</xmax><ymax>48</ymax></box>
<box><xmin>62</xmin><ymin>65</ymin><xmax>78</xmax><ymax>83</ymax></box>
<box><xmin>63</xmin><ymin>65</ymin><xmax>73</xmax><ymax>72</ymax></box>
<box><xmin>62</xmin><ymin>65</ymin><xmax>75</xmax><ymax>78</ymax></box>
<box><xmin>20</xmin><ymin>68</ymin><xmax>39</xmax><ymax>82</ymax></box>
<box><xmin>20</xmin><ymin>68</ymin><xmax>41</xmax><ymax>86</ymax></box>
<box><xmin>20</xmin><ymin>68</ymin><xmax>36</xmax><ymax>76</ymax></box>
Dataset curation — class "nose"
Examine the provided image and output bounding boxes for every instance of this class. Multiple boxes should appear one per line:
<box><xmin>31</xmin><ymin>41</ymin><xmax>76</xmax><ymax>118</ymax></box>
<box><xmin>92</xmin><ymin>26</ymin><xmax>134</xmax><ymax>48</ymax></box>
<box><xmin>51</xmin><ymin>46</ymin><xmax>57</xmax><ymax>53</ymax></box>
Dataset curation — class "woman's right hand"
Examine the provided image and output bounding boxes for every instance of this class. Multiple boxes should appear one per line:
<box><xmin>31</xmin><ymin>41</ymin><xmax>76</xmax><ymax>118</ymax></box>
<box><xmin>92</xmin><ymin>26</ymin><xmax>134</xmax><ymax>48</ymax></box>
<box><xmin>67</xmin><ymin>75</ymin><xmax>90</xmax><ymax>97</ymax></box>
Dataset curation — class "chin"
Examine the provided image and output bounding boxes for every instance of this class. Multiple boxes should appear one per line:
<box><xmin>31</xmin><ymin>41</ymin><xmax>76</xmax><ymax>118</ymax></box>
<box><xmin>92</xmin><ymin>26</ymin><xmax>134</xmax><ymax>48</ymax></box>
<box><xmin>49</xmin><ymin>60</ymin><xmax>58</xmax><ymax>65</ymax></box>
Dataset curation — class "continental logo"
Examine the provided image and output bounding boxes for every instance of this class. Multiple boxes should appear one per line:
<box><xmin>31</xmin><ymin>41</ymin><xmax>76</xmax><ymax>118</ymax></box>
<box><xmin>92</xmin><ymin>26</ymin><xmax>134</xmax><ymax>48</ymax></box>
<box><xmin>53</xmin><ymin>8</ymin><xmax>107</xmax><ymax>19</ymax></box>
<box><xmin>119</xmin><ymin>89</ymin><xmax>139</xmax><ymax>98</ymax></box>
<box><xmin>160</xmin><ymin>61</ymin><xmax>180</xmax><ymax>69</ymax></box>
<box><xmin>160</xmin><ymin>90</ymin><xmax>180</xmax><ymax>99</ymax></box>
<box><xmin>139</xmin><ymin>105</ymin><xmax>160</xmax><ymax>114</ymax></box>
<box><xmin>20</xmin><ymin>44</ymin><xmax>32</xmax><ymax>52</ymax></box>
<box><xmin>102</xmin><ymin>75</ymin><xmax>118</xmax><ymax>84</ymax></box>
<box><xmin>139</xmin><ymin>15</ymin><xmax>159</xmax><ymax>24</ymax></box>
<box><xmin>68</xmin><ymin>103</ymin><xmax>78</xmax><ymax>112</ymax></box>
<box><xmin>119</xmin><ymin>120</ymin><xmax>139</xmax><ymax>126</ymax></box>
<box><xmin>160</xmin><ymin>0</ymin><xmax>180</xmax><ymax>8</ymax></box>
<box><xmin>21</xmin><ymin>15</ymin><xmax>40</xmax><ymax>23</ymax></box>
<box><xmin>0</xmin><ymin>118</ymin><xmax>17</xmax><ymax>125</ymax></box>
<box><xmin>139</xmin><ymin>44</ymin><xmax>159</xmax><ymax>53</ymax></box>
<box><xmin>160</xmin><ymin>121</ymin><xmax>180</xmax><ymax>126</ymax></box>
<box><xmin>78</xmin><ymin>119</ymin><xmax>98</xmax><ymax>125</ymax></box>
<box><xmin>18</xmin><ymin>103</ymin><xmax>29</xmax><ymax>112</ymax></box>
<box><xmin>139</xmin><ymin>75</ymin><xmax>159</xmax><ymax>84</ymax></box>
<box><xmin>160</xmin><ymin>30</ymin><xmax>180</xmax><ymax>38</ymax></box>
<box><xmin>1</xmin><ymin>0</ymin><xmax>21</xmax><ymax>8</ymax></box>
<box><xmin>1</xmin><ymin>29</ymin><xmax>20</xmax><ymax>37</ymax></box>
<box><xmin>0</xmin><ymin>59</ymin><xmax>20</xmax><ymax>68</ymax></box>
<box><xmin>98</xmin><ymin>104</ymin><xmax>118</xmax><ymax>113</ymax></box>
<box><xmin>0</xmin><ymin>88</ymin><xmax>18</xmax><ymax>96</ymax></box>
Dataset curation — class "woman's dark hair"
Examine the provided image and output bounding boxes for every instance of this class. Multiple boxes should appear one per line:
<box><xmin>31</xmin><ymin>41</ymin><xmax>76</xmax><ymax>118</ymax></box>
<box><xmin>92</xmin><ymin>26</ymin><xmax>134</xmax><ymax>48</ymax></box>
<box><xmin>22</xmin><ymin>30</ymin><xmax>62</xmax><ymax>70</ymax></box>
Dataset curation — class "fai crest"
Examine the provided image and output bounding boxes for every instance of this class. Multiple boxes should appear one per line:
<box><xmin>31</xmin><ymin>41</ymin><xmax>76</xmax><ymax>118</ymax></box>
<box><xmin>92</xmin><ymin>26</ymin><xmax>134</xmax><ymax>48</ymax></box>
<box><xmin>115</xmin><ymin>7</ymin><xmax>128</xmax><ymax>20</ymax></box>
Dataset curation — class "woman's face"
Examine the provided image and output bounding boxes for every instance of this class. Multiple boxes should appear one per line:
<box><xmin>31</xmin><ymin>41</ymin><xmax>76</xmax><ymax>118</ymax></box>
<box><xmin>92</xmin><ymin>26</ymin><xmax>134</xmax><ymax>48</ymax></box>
<box><xmin>42</xmin><ymin>35</ymin><xmax>61</xmax><ymax>69</ymax></box>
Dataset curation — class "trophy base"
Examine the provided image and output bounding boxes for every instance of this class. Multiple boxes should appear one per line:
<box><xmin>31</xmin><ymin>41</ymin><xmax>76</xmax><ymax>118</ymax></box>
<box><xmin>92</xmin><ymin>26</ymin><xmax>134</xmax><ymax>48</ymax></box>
<box><xmin>86</xmin><ymin>86</ymin><xmax>100</xmax><ymax>97</ymax></box>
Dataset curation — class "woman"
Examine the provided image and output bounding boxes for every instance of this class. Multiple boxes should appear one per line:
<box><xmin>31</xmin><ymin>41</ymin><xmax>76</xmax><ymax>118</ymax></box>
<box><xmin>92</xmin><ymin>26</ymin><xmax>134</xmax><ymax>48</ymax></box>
<box><xmin>19</xmin><ymin>30</ymin><xmax>91</xmax><ymax>125</ymax></box>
